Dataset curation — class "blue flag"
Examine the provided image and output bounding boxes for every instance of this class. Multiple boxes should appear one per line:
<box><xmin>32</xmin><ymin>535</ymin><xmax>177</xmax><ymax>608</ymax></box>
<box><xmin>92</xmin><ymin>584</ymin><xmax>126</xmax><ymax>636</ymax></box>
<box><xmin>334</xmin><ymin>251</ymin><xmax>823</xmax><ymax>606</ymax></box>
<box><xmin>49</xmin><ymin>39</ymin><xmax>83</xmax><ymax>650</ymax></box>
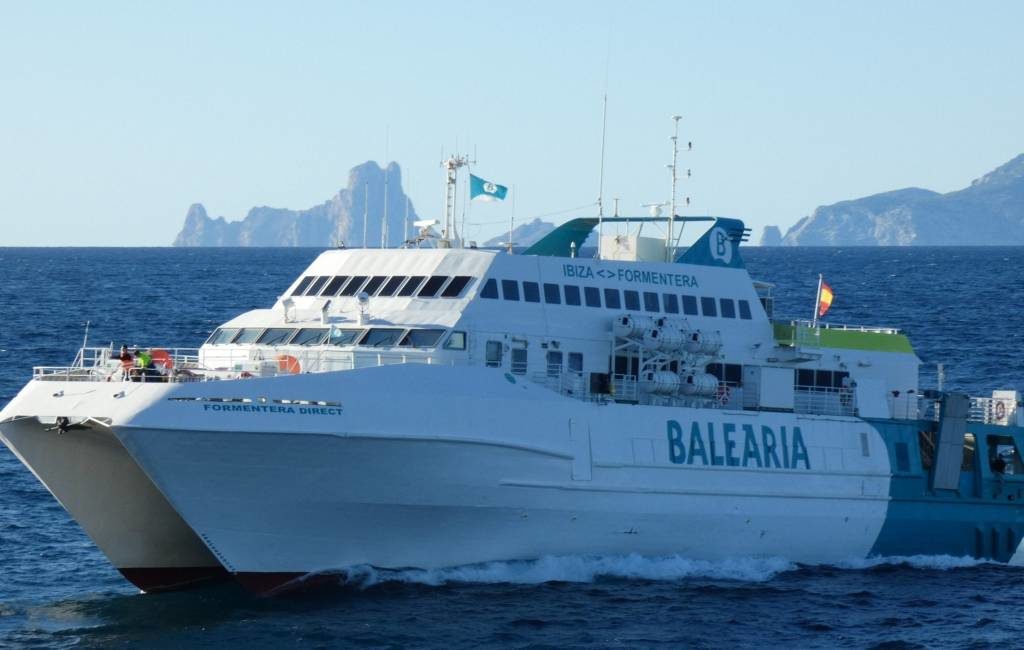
<box><xmin>470</xmin><ymin>174</ymin><xmax>508</xmax><ymax>202</ymax></box>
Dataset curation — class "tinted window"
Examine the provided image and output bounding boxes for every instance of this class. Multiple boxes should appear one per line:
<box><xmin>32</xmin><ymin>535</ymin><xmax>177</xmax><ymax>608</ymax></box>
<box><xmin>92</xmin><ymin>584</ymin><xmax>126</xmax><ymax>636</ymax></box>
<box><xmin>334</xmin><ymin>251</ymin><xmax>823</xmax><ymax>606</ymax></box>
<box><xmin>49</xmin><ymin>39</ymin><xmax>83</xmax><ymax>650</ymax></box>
<box><xmin>565</xmin><ymin>285</ymin><xmax>582</xmax><ymax>306</ymax></box>
<box><xmin>418</xmin><ymin>275</ymin><xmax>449</xmax><ymax>297</ymax></box>
<box><xmin>543</xmin><ymin>283</ymin><xmax>561</xmax><ymax>304</ymax></box>
<box><xmin>624</xmin><ymin>290</ymin><xmax>640</xmax><ymax>311</ymax></box>
<box><xmin>738</xmin><ymin>299</ymin><xmax>752</xmax><ymax>319</ymax></box>
<box><xmin>480</xmin><ymin>278</ymin><xmax>499</xmax><ymax>299</ymax></box>
<box><xmin>328</xmin><ymin>328</ymin><xmax>363</xmax><ymax>345</ymax></box>
<box><xmin>568</xmin><ymin>352</ymin><xmax>583</xmax><ymax>372</ymax></box>
<box><xmin>700</xmin><ymin>296</ymin><xmax>717</xmax><ymax>317</ymax></box>
<box><xmin>400</xmin><ymin>329</ymin><xmax>446</xmax><ymax>348</ymax></box>
<box><xmin>444</xmin><ymin>331</ymin><xmax>467</xmax><ymax>350</ymax></box>
<box><xmin>360</xmin><ymin>328</ymin><xmax>405</xmax><ymax>347</ymax></box>
<box><xmin>397</xmin><ymin>276</ymin><xmax>426</xmax><ymax>297</ymax></box>
<box><xmin>378</xmin><ymin>276</ymin><xmax>407</xmax><ymax>296</ymax></box>
<box><xmin>291</xmin><ymin>328</ymin><xmax>328</xmax><ymax>345</ymax></box>
<box><xmin>322</xmin><ymin>276</ymin><xmax>348</xmax><ymax>296</ymax></box>
<box><xmin>486</xmin><ymin>340</ymin><xmax>502</xmax><ymax>367</ymax></box>
<box><xmin>604</xmin><ymin>288</ymin><xmax>621</xmax><ymax>309</ymax></box>
<box><xmin>682</xmin><ymin>294</ymin><xmax>699</xmax><ymax>315</ymax></box>
<box><xmin>441</xmin><ymin>276</ymin><xmax>472</xmax><ymax>298</ymax></box>
<box><xmin>796</xmin><ymin>368</ymin><xmax>815</xmax><ymax>387</ymax></box>
<box><xmin>501</xmin><ymin>280</ymin><xmax>520</xmax><ymax>301</ymax></box>
<box><xmin>363</xmin><ymin>276</ymin><xmax>388</xmax><ymax>295</ymax></box>
<box><xmin>720</xmin><ymin>298</ymin><xmax>736</xmax><ymax>318</ymax></box>
<box><xmin>584</xmin><ymin>287</ymin><xmax>601</xmax><ymax>307</ymax></box>
<box><xmin>643</xmin><ymin>291</ymin><xmax>660</xmax><ymax>313</ymax></box>
<box><xmin>523</xmin><ymin>281</ymin><xmax>541</xmax><ymax>303</ymax></box>
<box><xmin>233</xmin><ymin>328</ymin><xmax>263</xmax><ymax>344</ymax></box>
<box><xmin>305</xmin><ymin>276</ymin><xmax>330</xmax><ymax>296</ymax></box>
<box><xmin>207</xmin><ymin>328</ymin><xmax>239</xmax><ymax>345</ymax></box>
<box><xmin>663</xmin><ymin>294</ymin><xmax>679</xmax><ymax>314</ymax></box>
<box><xmin>340</xmin><ymin>276</ymin><xmax>368</xmax><ymax>296</ymax></box>
<box><xmin>291</xmin><ymin>276</ymin><xmax>314</xmax><ymax>296</ymax></box>
<box><xmin>256</xmin><ymin>328</ymin><xmax>295</xmax><ymax>345</ymax></box>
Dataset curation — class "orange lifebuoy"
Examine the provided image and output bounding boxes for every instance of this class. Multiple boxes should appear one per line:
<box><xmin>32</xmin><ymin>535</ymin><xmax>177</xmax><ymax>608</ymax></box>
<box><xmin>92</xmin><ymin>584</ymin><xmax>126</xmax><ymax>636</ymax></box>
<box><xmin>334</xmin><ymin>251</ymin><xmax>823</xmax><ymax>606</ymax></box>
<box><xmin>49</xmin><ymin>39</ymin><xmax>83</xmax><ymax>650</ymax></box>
<box><xmin>276</xmin><ymin>354</ymin><xmax>301</xmax><ymax>374</ymax></box>
<box><xmin>150</xmin><ymin>349</ymin><xmax>173</xmax><ymax>369</ymax></box>
<box><xmin>995</xmin><ymin>401</ymin><xmax>1007</xmax><ymax>420</ymax></box>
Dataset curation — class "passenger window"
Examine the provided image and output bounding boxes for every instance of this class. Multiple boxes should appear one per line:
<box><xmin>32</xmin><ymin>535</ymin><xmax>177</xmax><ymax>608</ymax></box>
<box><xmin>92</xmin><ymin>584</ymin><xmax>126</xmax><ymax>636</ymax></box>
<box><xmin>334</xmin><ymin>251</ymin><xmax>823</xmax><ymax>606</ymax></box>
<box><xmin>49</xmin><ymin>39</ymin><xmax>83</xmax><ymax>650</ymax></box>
<box><xmin>738</xmin><ymin>299</ymin><xmax>752</xmax><ymax>320</ymax></box>
<box><xmin>681</xmin><ymin>295</ymin><xmax>699</xmax><ymax>315</ymax></box>
<box><xmin>397</xmin><ymin>276</ymin><xmax>426</xmax><ymax>297</ymax></box>
<box><xmin>523</xmin><ymin>281</ymin><xmax>541</xmax><ymax>303</ymax></box>
<box><xmin>485</xmin><ymin>340</ymin><xmax>503</xmax><ymax>367</ymax></box>
<box><xmin>624</xmin><ymin>290</ymin><xmax>641</xmax><ymax>311</ymax></box>
<box><xmin>378</xmin><ymin>276</ymin><xmax>407</xmax><ymax>297</ymax></box>
<box><xmin>501</xmin><ymin>280</ymin><xmax>520</xmax><ymax>301</ymax></box>
<box><xmin>360</xmin><ymin>328</ymin><xmax>404</xmax><ymax>347</ymax></box>
<box><xmin>291</xmin><ymin>328</ymin><xmax>328</xmax><ymax>345</ymax></box>
<box><xmin>543</xmin><ymin>283</ymin><xmax>561</xmax><ymax>304</ymax></box>
<box><xmin>663</xmin><ymin>294</ymin><xmax>679</xmax><ymax>313</ymax></box>
<box><xmin>720</xmin><ymin>298</ymin><xmax>736</xmax><ymax>318</ymax></box>
<box><xmin>604</xmin><ymin>288</ymin><xmax>621</xmax><ymax>309</ymax></box>
<box><xmin>291</xmin><ymin>276</ymin><xmax>314</xmax><ymax>296</ymax></box>
<box><xmin>546</xmin><ymin>350</ymin><xmax>563</xmax><ymax>376</ymax></box>
<box><xmin>339</xmin><ymin>276</ymin><xmax>368</xmax><ymax>296</ymax></box>
<box><xmin>568</xmin><ymin>352</ymin><xmax>583</xmax><ymax>372</ymax></box>
<box><xmin>418</xmin><ymin>275</ymin><xmax>449</xmax><ymax>297</ymax></box>
<box><xmin>363</xmin><ymin>276</ymin><xmax>388</xmax><ymax>295</ymax></box>
<box><xmin>328</xmin><ymin>328</ymin><xmax>363</xmax><ymax>345</ymax></box>
<box><xmin>480</xmin><ymin>278</ymin><xmax>499</xmax><ymax>299</ymax></box>
<box><xmin>322</xmin><ymin>276</ymin><xmax>349</xmax><ymax>296</ymax></box>
<box><xmin>443</xmin><ymin>331</ymin><xmax>467</xmax><ymax>350</ymax></box>
<box><xmin>700</xmin><ymin>296</ymin><xmax>717</xmax><ymax>317</ymax></box>
<box><xmin>233</xmin><ymin>328</ymin><xmax>264</xmax><ymax>344</ymax></box>
<box><xmin>565</xmin><ymin>285</ymin><xmax>582</xmax><ymax>306</ymax></box>
<box><xmin>511</xmin><ymin>348</ymin><xmax>528</xmax><ymax>375</ymax></box>
<box><xmin>256</xmin><ymin>328</ymin><xmax>296</xmax><ymax>345</ymax></box>
<box><xmin>441</xmin><ymin>276</ymin><xmax>472</xmax><ymax>298</ymax></box>
<box><xmin>305</xmin><ymin>276</ymin><xmax>330</xmax><ymax>296</ymax></box>
<box><xmin>643</xmin><ymin>291</ymin><xmax>660</xmax><ymax>313</ymax></box>
<box><xmin>584</xmin><ymin>287</ymin><xmax>601</xmax><ymax>307</ymax></box>
<box><xmin>207</xmin><ymin>328</ymin><xmax>240</xmax><ymax>345</ymax></box>
<box><xmin>399</xmin><ymin>329</ymin><xmax>446</xmax><ymax>348</ymax></box>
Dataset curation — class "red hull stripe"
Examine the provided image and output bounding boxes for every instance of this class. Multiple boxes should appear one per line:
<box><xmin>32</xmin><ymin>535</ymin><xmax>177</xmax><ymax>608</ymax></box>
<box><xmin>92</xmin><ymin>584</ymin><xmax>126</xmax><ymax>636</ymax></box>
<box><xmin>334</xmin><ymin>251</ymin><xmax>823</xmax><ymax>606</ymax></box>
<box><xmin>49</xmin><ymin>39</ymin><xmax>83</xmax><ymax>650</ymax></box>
<box><xmin>119</xmin><ymin>566</ymin><xmax>231</xmax><ymax>593</ymax></box>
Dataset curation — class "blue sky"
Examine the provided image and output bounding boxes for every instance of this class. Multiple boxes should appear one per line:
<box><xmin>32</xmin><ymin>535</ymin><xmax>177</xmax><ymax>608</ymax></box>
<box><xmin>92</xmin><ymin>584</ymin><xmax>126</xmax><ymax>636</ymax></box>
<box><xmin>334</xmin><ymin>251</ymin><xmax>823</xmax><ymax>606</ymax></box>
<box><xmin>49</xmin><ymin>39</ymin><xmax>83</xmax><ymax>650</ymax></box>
<box><xmin>1</xmin><ymin>1</ymin><xmax>1021</xmax><ymax>246</ymax></box>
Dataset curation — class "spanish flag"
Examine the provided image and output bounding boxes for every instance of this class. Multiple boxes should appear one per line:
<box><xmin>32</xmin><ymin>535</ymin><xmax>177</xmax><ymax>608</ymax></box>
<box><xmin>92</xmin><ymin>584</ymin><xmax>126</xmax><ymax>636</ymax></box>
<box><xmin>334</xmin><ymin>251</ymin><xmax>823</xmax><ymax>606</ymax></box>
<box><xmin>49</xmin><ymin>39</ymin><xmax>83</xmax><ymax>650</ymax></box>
<box><xmin>818</xmin><ymin>279</ymin><xmax>834</xmax><ymax>317</ymax></box>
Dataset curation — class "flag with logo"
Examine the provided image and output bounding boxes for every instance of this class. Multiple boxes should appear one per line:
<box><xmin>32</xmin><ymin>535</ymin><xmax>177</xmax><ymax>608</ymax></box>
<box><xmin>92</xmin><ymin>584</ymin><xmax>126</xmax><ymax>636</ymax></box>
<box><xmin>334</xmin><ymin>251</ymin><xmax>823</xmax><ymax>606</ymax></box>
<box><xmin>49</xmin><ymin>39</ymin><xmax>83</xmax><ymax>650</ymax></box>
<box><xmin>470</xmin><ymin>174</ymin><xmax>508</xmax><ymax>201</ymax></box>
<box><xmin>818</xmin><ymin>279</ymin><xmax>834</xmax><ymax>317</ymax></box>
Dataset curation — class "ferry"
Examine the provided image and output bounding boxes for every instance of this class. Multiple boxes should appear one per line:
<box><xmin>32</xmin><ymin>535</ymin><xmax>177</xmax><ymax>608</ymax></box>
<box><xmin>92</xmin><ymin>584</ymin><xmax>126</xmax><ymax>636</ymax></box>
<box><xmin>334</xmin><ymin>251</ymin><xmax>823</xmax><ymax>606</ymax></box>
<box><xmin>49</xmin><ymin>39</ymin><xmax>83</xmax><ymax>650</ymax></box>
<box><xmin>2</xmin><ymin>154</ymin><xmax>1024</xmax><ymax>596</ymax></box>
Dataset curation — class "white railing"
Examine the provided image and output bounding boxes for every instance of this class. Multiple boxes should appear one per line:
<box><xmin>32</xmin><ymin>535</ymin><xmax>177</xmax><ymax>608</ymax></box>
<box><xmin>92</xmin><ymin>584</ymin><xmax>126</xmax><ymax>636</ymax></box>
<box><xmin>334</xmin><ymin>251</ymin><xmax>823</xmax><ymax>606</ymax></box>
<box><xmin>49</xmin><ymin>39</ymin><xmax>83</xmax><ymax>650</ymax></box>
<box><xmin>794</xmin><ymin>385</ymin><xmax>857</xmax><ymax>417</ymax></box>
<box><xmin>787</xmin><ymin>319</ymin><xmax>901</xmax><ymax>335</ymax></box>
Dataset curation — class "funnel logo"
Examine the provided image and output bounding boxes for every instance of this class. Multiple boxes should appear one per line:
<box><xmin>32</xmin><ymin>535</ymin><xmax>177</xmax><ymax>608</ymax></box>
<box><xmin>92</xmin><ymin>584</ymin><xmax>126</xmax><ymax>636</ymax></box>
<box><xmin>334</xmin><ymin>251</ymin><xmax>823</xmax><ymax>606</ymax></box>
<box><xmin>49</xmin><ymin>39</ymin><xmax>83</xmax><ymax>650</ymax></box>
<box><xmin>709</xmin><ymin>227</ymin><xmax>733</xmax><ymax>264</ymax></box>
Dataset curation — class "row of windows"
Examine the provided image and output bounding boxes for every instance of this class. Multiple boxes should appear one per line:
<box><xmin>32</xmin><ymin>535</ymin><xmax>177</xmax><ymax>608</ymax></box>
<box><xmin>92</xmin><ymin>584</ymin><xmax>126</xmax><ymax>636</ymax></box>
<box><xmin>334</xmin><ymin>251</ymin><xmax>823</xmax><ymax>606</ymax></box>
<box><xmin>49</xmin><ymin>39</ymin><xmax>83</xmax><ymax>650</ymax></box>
<box><xmin>205</xmin><ymin>326</ymin><xmax>466</xmax><ymax>350</ymax></box>
<box><xmin>480</xmin><ymin>278</ymin><xmax>753</xmax><ymax>320</ymax></box>
<box><xmin>291</xmin><ymin>274</ymin><xmax>474</xmax><ymax>300</ymax></box>
<box><xmin>796</xmin><ymin>369</ymin><xmax>851</xmax><ymax>391</ymax></box>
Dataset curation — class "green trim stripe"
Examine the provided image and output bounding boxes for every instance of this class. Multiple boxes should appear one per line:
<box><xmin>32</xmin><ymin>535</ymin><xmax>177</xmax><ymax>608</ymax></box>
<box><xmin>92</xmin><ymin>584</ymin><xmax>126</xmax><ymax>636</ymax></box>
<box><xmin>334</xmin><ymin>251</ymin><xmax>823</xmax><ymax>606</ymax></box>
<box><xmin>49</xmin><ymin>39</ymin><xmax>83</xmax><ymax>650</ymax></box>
<box><xmin>773</xmin><ymin>323</ymin><xmax>915</xmax><ymax>353</ymax></box>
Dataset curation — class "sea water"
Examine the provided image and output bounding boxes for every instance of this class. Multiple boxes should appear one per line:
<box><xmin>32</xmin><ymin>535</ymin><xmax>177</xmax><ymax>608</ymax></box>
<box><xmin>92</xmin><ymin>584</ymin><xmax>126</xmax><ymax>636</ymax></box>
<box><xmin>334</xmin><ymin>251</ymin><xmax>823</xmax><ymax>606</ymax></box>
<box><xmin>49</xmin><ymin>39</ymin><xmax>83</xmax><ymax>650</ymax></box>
<box><xmin>1</xmin><ymin>246</ymin><xmax>1023</xmax><ymax>648</ymax></box>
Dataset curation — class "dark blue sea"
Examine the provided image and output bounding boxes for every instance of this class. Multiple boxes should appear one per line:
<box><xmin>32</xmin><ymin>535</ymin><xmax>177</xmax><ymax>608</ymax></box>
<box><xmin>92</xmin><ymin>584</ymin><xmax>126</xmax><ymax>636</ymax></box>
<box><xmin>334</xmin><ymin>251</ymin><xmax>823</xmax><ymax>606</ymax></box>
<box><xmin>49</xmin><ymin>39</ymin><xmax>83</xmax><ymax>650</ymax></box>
<box><xmin>2</xmin><ymin>246</ymin><xmax>1024</xmax><ymax>648</ymax></box>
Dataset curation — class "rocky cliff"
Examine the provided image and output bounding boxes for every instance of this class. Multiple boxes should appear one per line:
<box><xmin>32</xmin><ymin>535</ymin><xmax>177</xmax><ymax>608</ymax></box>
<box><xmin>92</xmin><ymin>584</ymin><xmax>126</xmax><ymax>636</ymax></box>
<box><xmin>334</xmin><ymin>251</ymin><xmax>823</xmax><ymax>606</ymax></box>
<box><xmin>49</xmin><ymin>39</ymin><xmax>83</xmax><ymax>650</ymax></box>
<box><xmin>173</xmin><ymin>161</ymin><xmax>418</xmax><ymax>247</ymax></box>
<box><xmin>781</xmin><ymin>154</ymin><xmax>1024</xmax><ymax>245</ymax></box>
<box><xmin>759</xmin><ymin>225</ymin><xmax>783</xmax><ymax>246</ymax></box>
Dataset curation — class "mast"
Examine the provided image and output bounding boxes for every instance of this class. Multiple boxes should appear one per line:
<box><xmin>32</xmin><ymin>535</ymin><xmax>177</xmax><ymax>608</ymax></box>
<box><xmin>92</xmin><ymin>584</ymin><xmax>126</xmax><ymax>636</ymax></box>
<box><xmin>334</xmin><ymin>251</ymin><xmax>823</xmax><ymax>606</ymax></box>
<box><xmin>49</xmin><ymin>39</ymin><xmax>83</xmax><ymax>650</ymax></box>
<box><xmin>441</xmin><ymin>154</ymin><xmax>470</xmax><ymax>248</ymax></box>
<box><xmin>596</xmin><ymin>94</ymin><xmax>608</xmax><ymax>259</ymax></box>
<box><xmin>362</xmin><ymin>182</ymin><xmax>369</xmax><ymax>248</ymax></box>
<box><xmin>666</xmin><ymin>114</ymin><xmax>682</xmax><ymax>261</ymax></box>
<box><xmin>382</xmin><ymin>164</ymin><xmax>389</xmax><ymax>248</ymax></box>
<box><xmin>812</xmin><ymin>273</ymin><xmax>823</xmax><ymax>328</ymax></box>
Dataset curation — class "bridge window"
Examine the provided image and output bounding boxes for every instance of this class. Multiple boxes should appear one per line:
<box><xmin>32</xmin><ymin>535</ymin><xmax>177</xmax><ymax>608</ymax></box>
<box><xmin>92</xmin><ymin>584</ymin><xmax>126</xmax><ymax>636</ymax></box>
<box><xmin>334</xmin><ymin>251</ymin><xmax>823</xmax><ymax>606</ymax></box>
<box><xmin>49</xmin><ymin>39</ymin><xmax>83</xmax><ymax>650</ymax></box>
<box><xmin>339</xmin><ymin>276</ymin><xmax>368</xmax><ymax>296</ymax></box>
<box><xmin>565</xmin><ymin>285</ymin><xmax>582</xmax><ymax>306</ymax></box>
<box><xmin>291</xmin><ymin>276</ymin><xmax>314</xmax><ymax>296</ymax></box>
<box><xmin>363</xmin><ymin>276</ymin><xmax>388</xmax><ymax>295</ymax></box>
<box><xmin>511</xmin><ymin>348</ymin><xmax>528</xmax><ymax>375</ymax></box>
<box><xmin>441</xmin><ymin>276</ymin><xmax>473</xmax><ymax>298</ymax></box>
<box><xmin>522</xmin><ymin>281</ymin><xmax>541</xmax><ymax>303</ymax></box>
<box><xmin>501</xmin><ymin>279</ymin><xmax>520</xmax><ymax>301</ymax></box>
<box><xmin>700</xmin><ymin>296</ymin><xmax>717</xmax><ymax>317</ymax></box>
<box><xmin>584</xmin><ymin>287</ymin><xmax>601</xmax><ymax>307</ymax></box>
<box><xmin>419</xmin><ymin>275</ymin><xmax>449</xmax><ymax>297</ymax></box>
<box><xmin>480</xmin><ymin>278</ymin><xmax>498</xmax><ymax>299</ymax></box>
<box><xmin>643</xmin><ymin>291</ymin><xmax>660</xmax><ymax>313</ymax></box>
<box><xmin>256</xmin><ymin>328</ymin><xmax>296</xmax><ymax>345</ymax></box>
<box><xmin>400</xmin><ymin>329</ymin><xmax>446</xmax><ymax>348</ymax></box>
<box><xmin>321</xmin><ymin>276</ymin><xmax>348</xmax><ymax>296</ymax></box>
<box><xmin>304</xmin><ymin>276</ymin><xmax>330</xmax><ymax>296</ymax></box>
<box><xmin>485</xmin><ymin>340</ymin><xmax>503</xmax><ymax>367</ymax></box>
<box><xmin>624</xmin><ymin>290</ymin><xmax>640</xmax><ymax>311</ymax></box>
<box><xmin>328</xmin><ymin>328</ymin><xmax>364</xmax><ymax>345</ymax></box>
<box><xmin>543</xmin><ymin>283</ymin><xmax>561</xmax><ymax>304</ymax></box>
<box><xmin>233</xmin><ymin>328</ymin><xmax>264</xmax><ymax>344</ymax></box>
<box><xmin>291</xmin><ymin>328</ymin><xmax>328</xmax><ymax>345</ymax></box>
<box><xmin>360</xmin><ymin>328</ymin><xmax>405</xmax><ymax>347</ymax></box>
<box><xmin>604</xmin><ymin>288</ymin><xmax>621</xmax><ymax>310</ymax></box>
<box><xmin>681</xmin><ymin>294</ymin><xmax>699</xmax><ymax>315</ymax></box>
<box><xmin>738</xmin><ymin>299</ymin><xmax>752</xmax><ymax>320</ymax></box>
<box><xmin>663</xmin><ymin>294</ymin><xmax>679</xmax><ymax>314</ymax></box>
<box><xmin>568</xmin><ymin>352</ymin><xmax>583</xmax><ymax>372</ymax></box>
<box><xmin>207</xmin><ymin>328</ymin><xmax>240</xmax><ymax>345</ymax></box>
<box><xmin>720</xmin><ymin>298</ymin><xmax>736</xmax><ymax>318</ymax></box>
<box><xmin>398</xmin><ymin>276</ymin><xmax>426</xmax><ymax>296</ymax></box>
<box><xmin>444</xmin><ymin>331</ymin><xmax>467</xmax><ymax>350</ymax></box>
<box><xmin>378</xmin><ymin>276</ymin><xmax>407</xmax><ymax>297</ymax></box>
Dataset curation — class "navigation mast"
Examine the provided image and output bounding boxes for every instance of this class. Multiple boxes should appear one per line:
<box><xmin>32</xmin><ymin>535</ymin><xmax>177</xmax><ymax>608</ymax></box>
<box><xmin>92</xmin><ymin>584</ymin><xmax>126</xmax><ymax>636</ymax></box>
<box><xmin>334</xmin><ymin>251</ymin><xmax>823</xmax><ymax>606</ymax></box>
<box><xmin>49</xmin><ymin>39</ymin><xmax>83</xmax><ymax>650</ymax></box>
<box><xmin>441</xmin><ymin>154</ymin><xmax>471</xmax><ymax>248</ymax></box>
<box><xmin>666</xmin><ymin>114</ymin><xmax>682</xmax><ymax>261</ymax></box>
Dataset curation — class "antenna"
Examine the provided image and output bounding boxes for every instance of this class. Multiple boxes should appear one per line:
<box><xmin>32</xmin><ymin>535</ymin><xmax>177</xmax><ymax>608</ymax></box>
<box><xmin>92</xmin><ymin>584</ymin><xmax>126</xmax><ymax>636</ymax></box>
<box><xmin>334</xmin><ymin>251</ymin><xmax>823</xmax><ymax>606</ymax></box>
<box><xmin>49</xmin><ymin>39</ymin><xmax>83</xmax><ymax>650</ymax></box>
<box><xmin>667</xmin><ymin>114</ymin><xmax>682</xmax><ymax>261</ymax></box>
<box><xmin>362</xmin><ymin>181</ymin><xmax>369</xmax><ymax>248</ymax></box>
<box><xmin>596</xmin><ymin>94</ymin><xmax>608</xmax><ymax>259</ymax></box>
<box><xmin>404</xmin><ymin>195</ymin><xmax>410</xmax><ymax>245</ymax></box>
<box><xmin>441</xmin><ymin>152</ymin><xmax>472</xmax><ymax>248</ymax></box>
<box><xmin>507</xmin><ymin>184</ymin><xmax>516</xmax><ymax>254</ymax></box>
<box><xmin>382</xmin><ymin>129</ymin><xmax>390</xmax><ymax>248</ymax></box>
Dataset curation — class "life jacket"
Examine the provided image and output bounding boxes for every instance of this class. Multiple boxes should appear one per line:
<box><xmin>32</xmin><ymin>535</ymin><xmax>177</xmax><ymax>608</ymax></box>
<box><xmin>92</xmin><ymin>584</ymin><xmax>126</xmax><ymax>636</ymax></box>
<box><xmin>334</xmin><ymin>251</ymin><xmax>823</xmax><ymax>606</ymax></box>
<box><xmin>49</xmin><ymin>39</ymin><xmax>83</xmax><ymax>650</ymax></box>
<box><xmin>136</xmin><ymin>352</ymin><xmax>152</xmax><ymax>368</ymax></box>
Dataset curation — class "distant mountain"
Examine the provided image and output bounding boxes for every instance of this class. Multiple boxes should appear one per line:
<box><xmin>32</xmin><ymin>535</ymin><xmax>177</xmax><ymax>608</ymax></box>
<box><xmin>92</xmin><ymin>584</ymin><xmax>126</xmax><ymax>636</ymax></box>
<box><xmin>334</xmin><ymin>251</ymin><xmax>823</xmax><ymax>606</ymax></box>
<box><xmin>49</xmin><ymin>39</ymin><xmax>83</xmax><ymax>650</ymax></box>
<box><xmin>173</xmin><ymin>161</ymin><xmax>418</xmax><ymax>247</ymax></box>
<box><xmin>482</xmin><ymin>218</ymin><xmax>555</xmax><ymax>248</ymax></box>
<box><xmin>781</xmin><ymin>154</ymin><xmax>1024</xmax><ymax>245</ymax></box>
<box><xmin>759</xmin><ymin>225</ymin><xmax>783</xmax><ymax>246</ymax></box>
